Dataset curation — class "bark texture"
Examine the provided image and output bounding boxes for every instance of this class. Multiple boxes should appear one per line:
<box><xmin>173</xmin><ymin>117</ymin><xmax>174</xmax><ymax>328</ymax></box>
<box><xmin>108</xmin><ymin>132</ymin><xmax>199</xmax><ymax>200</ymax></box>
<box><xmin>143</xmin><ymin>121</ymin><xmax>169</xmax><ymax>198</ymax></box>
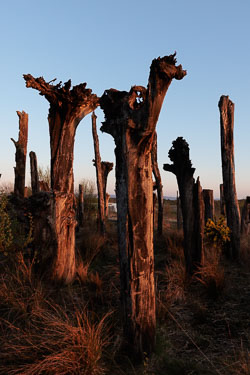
<box><xmin>100</xmin><ymin>54</ymin><xmax>186</xmax><ymax>358</ymax></box>
<box><xmin>203</xmin><ymin>189</ymin><xmax>214</xmax><ymax>224</ymax></box>
<box><xmin>24</xmin><ymin>74</ymin><xmax>98</xmax><ymax>283</ymax></box>
<box><xmin>218</xmin><ymin>96</ymin><xmax>241</xmax><ymax>258</ymax></box>
<box><xmin>163</xmin><ymin>137</ymin><xmax>204</xmax><ymax>275</ymax></box>
<box><xmin>11</xmin><ymin>111</ymin><xmax>28</xmax><ymax>198</ymax></box>
<box><xmin>241</xmin><ymin>197</ymin><xmax>250</xmax><ymax>235</ymax></box>
<box><xmin>151</xmin><ymin>131</ymin><xmax>163</xmax><ymax>235</ymax></box>
<box><xmin>29</xmin><ymin>151</ymin><xmax>40</xmax><ymax>194</ymax></box>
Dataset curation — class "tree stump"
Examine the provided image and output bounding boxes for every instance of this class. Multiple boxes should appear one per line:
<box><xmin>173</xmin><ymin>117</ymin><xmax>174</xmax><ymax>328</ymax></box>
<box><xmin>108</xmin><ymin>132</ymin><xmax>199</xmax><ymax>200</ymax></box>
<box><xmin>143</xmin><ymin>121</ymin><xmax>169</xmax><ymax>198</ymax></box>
<box><xmin>164</xmin><ymin>137</ymin><xmax>204</xmax><ymax>275</ymax></box>
<box><xmin>24</xmin><ymin>75</ymin><xmax>98</xmax><ymax>283</ymax></box>
<box><xmin>100</xmin><ymin>54</ymin><xmax>186</xmax><ymax>358</ymax></box>
<box><xmin>203</xmin><ymin>189</ymin><xmax>214</xmax><ymax>224</ymax></box>
<box><xmin>11</xmin><ymin>111</ymin><xmax>28</xmax><ymax>198</ymax></box>
<box><xmin>218</xmin><ymin>95</ymin><xmax>241</xmax><ymax>258</ymax></box>
<box><xmin>29</xmin><ymin>151</ymin><xmax>40</xmax><ymax>194</ymax></box>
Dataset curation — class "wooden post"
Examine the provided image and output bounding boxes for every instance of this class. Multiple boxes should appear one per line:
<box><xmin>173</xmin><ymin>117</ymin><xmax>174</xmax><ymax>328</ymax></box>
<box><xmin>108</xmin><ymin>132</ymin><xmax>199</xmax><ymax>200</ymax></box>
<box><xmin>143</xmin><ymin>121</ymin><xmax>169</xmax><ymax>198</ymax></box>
<box><xmin>164</xmin><ymin>137</ymin><xmax>204</xmax><ymax>275</ymax></box>
<box><xmin>203</xmin><ymin>189</ymin><xmax>214</xmax><ymax>224</ymax></box>
<box><xmin>78</xmin><ymin>184</ymin><xmax>84</xmax><ymax>227</ymax></box>
<box><xmin>218</xmin><ymin>95</ymin><xmax>241</xmax><ymax>258</ymax></box>
<box><xmin>220</xmin><ymin>183</ymin><xmax>226</xmax><ymax>216</ymax></box>
<box><xmin>92</xmin><ymin>112</ymin><xmax>106</xmax><ymax>234</ymax></box>
<box><xmin>100</xmin><ymin>54</ymin><xmax>186</xmax><ymax>358</ymax></box>
<box><xmin>241</xmin><ymin>196</ymin><xmax>250</xmax><ymax>236</ymax></box>
<box><xmin>151</xmin><ymin>131</ymin><xmax>164</xmax><ymax>235</ymax></box>
<box><xmin>24</xmin><ymin>75</ymin><xmax>98</xmax><ymax>284</ymax></box>
<box><xmin>29</xmin><ymin>151</ymin><xmax>40</xmax><ymax>194</ymax></box>
<box><xmin>11</xmin><ymin>111</ymin><xmax>28</xmax><ymax>198</ymax></box>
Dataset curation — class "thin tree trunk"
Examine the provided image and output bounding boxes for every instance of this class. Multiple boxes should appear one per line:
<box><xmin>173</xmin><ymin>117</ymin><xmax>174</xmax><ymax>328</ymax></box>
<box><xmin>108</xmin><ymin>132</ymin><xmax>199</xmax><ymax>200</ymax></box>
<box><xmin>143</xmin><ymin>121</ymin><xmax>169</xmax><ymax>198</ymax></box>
<box><xmin>24</xmin><ymin>75</ymin><xmax>98</xmax><ymax>283</ymax></box>
<box><xmin>92</xmin><ymin>112</ymin><xmax>105</xmax><ymax>234</ymax></box>
<box><xmin>218</xmin><ymin>95</ymin><xmax>241</xmax><ymax>258</ymax></box>
<box><xmin>78</xmin><ymin>184</ymin><xmax>84</xmax><ymax>227</ymax></box>
<box><xmin>100</xmin><ymin>54</ymin><xmax>186</xmax><ymax>358</ymax></box>
<box><xmin>241</xmin><ymin>196</ymin><xmax>250</xmax><ymax>235</ymax></box>
<box><xmin>203</xmin><ymin>189</ymin><xmax>214</xmax><ymax>224</ymax></box>
<box><xmin>164</xmin><ymin>137</ymin><xmax>204</xmax><ymax>275</ymax></box>
<box><xmin>220</xmin><ymin>183</ymin><xmax>226</xmax><ymax>216</ymax></box>
<box><xmin>29</xmin><ymin>151</ymin><xmax>40</xmax><ymax>194</ymax></box>
<box><xmin>11</xmin><ymin>111</ymin><xmax>28</xmax><ymax>198</ymax></box>
<box><xmin>151</xmin><ymin>131</ymin><xmax>163</xmax><ymax>235</ymax></box>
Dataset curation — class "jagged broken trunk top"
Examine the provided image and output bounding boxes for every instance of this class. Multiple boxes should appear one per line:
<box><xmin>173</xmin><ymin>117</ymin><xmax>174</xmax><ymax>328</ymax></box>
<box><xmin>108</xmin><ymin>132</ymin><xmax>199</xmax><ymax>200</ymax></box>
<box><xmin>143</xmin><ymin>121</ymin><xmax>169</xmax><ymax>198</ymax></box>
<box><xmin>100</xmin><ymin>54</ymin><xmax>186</xmax><ymax>357</ymax></box>
<box><xmin>24</xmin><ymin>75</ymin><xmax>98</xmax><ymax>283</ymax></box>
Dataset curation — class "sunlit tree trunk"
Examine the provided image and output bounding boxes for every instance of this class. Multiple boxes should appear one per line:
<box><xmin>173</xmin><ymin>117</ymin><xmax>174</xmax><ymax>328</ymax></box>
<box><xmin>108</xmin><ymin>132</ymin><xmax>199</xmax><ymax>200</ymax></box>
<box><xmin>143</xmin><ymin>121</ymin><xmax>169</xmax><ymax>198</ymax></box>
<box><xmin>100</xmin><ymin>54</ymin><xmax>186</xmax><ymax>358</ymax></box>
<box><xmin>24</xmin><ymin>75</ymin><xmax>98</xmax><ymax>283</ymax></box>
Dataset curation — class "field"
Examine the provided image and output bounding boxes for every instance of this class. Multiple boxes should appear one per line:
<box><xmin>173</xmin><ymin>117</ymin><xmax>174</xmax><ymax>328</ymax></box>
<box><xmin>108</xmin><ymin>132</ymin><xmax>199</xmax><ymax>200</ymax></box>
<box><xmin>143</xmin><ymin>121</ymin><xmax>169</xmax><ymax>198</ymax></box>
<box><xmin>0</xmin><ymin>197</ymin><xmax>249</xmax><ymax>374</ymax></box>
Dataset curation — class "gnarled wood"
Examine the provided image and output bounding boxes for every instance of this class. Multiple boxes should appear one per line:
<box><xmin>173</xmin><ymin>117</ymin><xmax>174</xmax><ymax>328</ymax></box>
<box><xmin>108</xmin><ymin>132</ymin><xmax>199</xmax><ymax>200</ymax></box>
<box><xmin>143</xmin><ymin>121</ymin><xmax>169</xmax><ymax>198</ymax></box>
<box><xmin>151</xmin><ymin>131</ymin><xmax>163</xmax><ymax>235</ymax></box>
<box><xmin>100</xmin><ymin>54</ymin><xmax>186</xmax><ymax>358</ymax></box>
<box><xmin>164</xmin><ymin>137</ymin><xmax>204</xmax><ymax>275</ymax></box>
<box><xmin>11</xmin><ymin>111</ymin><xmax>28</xmax><ymax>198</ymax></box>
<box><xmin>24</xmin><ymin>74</ymin><xmax>98</xmax><ymax>283</ymax></box>
<box><xmin>203</xmin><ymin>189</ymin><xmax>214</xmax><ymax>224</ymax></box>
<box><xmin>29</xmin><ymin>151</ymin><xmax>40</xmax><ymax>194</ymax></box>
<box><xmin>218</xmin><ymin>96</ymin><xmax>241</xmax><ymax>258</ymax></box>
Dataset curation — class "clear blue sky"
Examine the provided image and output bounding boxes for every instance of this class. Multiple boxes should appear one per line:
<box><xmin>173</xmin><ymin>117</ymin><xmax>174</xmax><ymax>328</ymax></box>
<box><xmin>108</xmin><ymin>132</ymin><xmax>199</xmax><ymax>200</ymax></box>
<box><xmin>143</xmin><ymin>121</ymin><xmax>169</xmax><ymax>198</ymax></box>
<box><xmin>0</xmin><ymin>0</ymin><xmax>249</xmax><ymax>198</ymax></box>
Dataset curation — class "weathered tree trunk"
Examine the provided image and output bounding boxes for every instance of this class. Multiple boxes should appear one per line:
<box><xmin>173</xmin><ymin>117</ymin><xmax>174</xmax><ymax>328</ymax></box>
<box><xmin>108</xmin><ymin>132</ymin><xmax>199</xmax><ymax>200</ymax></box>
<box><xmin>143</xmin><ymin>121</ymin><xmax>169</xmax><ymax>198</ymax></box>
<box><xmin>203</xmin><ymin>189</ymin><xmax>214</xmax><ymax>224</ymax></box>
<box><xmin>29</xmin><ymin>151</ymin><xmax>40</xmax><ymax>194</ymax></box>
<box><xmin>177</xmin><ymin>191</ymin><xmax>183</xmax><ymax>230</ymax></box>
<box><xmin>151</xmin><ymin>131</ymin><xmax>163</xmax><ymax>235</ymax></box>
<box><xmin>220</xmin><ymin>183</ymin><xmax>226</xmax><ymax>216</ymax></box>
<box><xmin>241</xmin><ymin>196</ymin><xmax>250</xmax><ymax>236</ymax></box>
<box><xmin>153</xmin><ymin>192</ymin><xmax>157</xmax><ymax>230</ymax></box>
<box><xmin>24</xmin><ymin>75</ymin><xmax>98</xmax><ymax>283</ymax></box>
<box><xmin>11</xmin><ymin>111</ymin><xmax>28</xmax><ymax>198</ymax></box>
<box><xmin>78</xmin><ymin>184</ymin><xmax>84</xmax><ymax>227</ymax></box>
<box><xmin>92</xmin><ymin>112</ymin><xmax>106</xmax><ymax>234</ymax></box>
<box><xmin>163</xmin><ymin>137</ymin><xmax>204</xmax><ymax>275</ymax></box>
<box><xmin>100</xmin><ymin>54</ymin><xmax>186</xmax><ymax>358</ymax></box>
<box><xmin>218</xmin><ymin>96</ymin><xmax>241</xmax><ymax>258</ymax></box>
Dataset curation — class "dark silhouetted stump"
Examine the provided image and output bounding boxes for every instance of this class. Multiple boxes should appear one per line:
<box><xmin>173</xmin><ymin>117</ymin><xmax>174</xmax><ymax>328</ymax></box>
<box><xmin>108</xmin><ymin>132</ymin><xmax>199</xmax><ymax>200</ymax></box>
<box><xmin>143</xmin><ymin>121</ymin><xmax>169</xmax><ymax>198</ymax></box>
<box><xmin>203</xmin><ymin>189</ymin><xmax>214</xmax><ymax>224</ymax></box>
<box><xmin>220</xmin><ymin>183</ymin><xmax>226</xmax><ymax>216</ymax></box>
<box><xmin>29</xmin><ymin>151</ymin><xmax>40</xmax><ymax>194</ymax></box>
<box><xmin>100</xmin><ymin>54</ymin><xmax>186</xmax><ymax>358</ymax></box>
<box><xmin>218</xmin><ymin>95</ymin><xmax>241</xmax><ymax>258</ymax></box>
<box><xmin>164</xmin><ymin>137</ymin><xmax>204</xmax><ymax>275</ymax></box>
<box><xmin>177</xmin><ymin>191</ymin><xmax>183</xmax><ymax>230</ymax></box>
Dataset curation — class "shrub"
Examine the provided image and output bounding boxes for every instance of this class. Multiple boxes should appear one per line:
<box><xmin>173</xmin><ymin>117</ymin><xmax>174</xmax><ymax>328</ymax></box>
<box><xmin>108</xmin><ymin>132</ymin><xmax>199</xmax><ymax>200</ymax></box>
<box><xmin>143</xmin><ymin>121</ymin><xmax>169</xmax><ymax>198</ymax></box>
<box><xmin>204</xmin><ymin>217</ymin><xmax>230</xmax><ymax>251</ymax></box>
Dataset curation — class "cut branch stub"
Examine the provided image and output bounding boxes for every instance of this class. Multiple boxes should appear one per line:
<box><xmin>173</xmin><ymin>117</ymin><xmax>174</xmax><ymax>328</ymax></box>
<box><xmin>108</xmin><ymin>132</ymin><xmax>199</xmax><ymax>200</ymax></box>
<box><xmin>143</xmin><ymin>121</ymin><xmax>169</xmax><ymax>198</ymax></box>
<box><xmin>100</xmin><ymin>54</ymin><xmax>186</xmax><ymax>358</ymax></box>
<box><xmin>11</xmin><ymin>111</ymin><xmax>28</xmax><ymax>198</ymax></box>
<box><xmin>218</xmin><ymin>95</ymin><xmax>240</xmax><ymax>258</ymax></box>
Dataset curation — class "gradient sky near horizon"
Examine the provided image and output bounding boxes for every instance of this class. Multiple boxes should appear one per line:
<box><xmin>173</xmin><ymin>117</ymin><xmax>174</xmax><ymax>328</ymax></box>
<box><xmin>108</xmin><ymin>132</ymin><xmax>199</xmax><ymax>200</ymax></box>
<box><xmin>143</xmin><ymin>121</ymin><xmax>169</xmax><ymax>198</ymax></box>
<box><xmin>0</xmin><ymin>0</ymin><xmax>249</xmax><ymax>198</ymax></box>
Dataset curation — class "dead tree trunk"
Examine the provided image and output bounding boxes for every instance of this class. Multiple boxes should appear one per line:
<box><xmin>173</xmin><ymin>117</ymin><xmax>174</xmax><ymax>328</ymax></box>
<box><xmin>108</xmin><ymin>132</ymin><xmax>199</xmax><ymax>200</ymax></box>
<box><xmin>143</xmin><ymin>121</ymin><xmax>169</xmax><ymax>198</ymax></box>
<box><xmin>100</xmin><ymin>54</ymin><xmax>186</xmax><ymax>358</ymax></box>
<box><xmin>11</xmin><ymin>111</ymin><xmax>28</xmax><ymax>198</ymax></box>
<box><xmin>220</xmin><ymin>183</ymin><xmax>226</xmax><ymax>216</ymax></box>
<box><xmin>92</xmin><ymin>112</ymin><xmax>106</xmax><ymax>234</ymax></box>
<box><xmin>78</xmin><ymin>184</ymin><xmax>84</xmax><ymax>228</ymax></box>
<box><xmin>164</xmin><ymin>137</ymin><xmax>204</xmax><ymax>275</ymax></box>
<box><xmin>218</xmin><ymin>96</ymin><xmax>241</xmax><ymax>258</ymax></box>
<box><xmin>177</xmin><ymin>191</ymin><xmax>183</xmax><ymax>230</ymax></box>
<box><xmin>151</xmin><ymin>131</ymin><xmax>163</xmax><ymax>235</ymax></box>
<box><xmin>203</xmin><ymin>189</ymin><xmax>214</xmax><ymax>224</ymax></box>
<box><xmin>29</xmin><ymin>151</ymin><xmax>40</xmax><ymax>194</ymax></box>
<box><xmin>24</xmin><ymin>75</ymin><xmax>98</xmax><ymax>284</ymax></box>
<box><xmin>241</xmin><ymin>196</ymin><xmax>250</xmax><ymax>236</ymax></box>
